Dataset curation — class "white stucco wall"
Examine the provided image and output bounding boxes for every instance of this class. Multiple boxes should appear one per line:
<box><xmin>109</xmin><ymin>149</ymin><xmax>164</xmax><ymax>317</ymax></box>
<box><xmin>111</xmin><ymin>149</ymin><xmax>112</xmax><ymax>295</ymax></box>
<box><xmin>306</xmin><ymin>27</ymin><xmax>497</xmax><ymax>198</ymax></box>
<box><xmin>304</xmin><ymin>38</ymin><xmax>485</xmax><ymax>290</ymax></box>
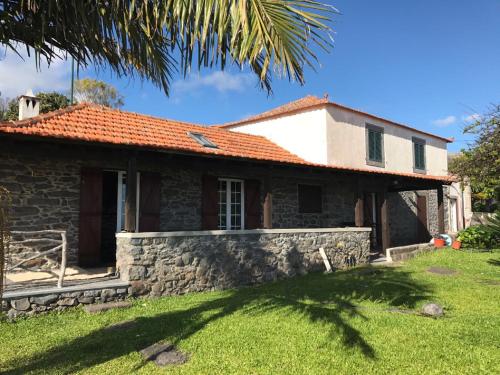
<box><xmin>227</xmin><ymin>108</ymin><xmax>329</xmax><ymax>165</ymax></box>
<box><xmin>325</xmin><ymin>106</ymin><xmax>449</xmax><ymax>176</ymax></box>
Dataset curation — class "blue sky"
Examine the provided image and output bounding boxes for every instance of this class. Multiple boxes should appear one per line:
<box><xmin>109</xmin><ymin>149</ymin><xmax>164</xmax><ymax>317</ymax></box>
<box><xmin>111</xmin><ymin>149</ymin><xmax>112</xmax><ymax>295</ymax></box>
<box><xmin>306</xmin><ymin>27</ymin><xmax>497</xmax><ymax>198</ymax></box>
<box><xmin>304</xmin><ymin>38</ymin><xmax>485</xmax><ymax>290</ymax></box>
<box><xmin>1</xmin><ymin>0</ymin><xmax>499</xmax><ymax>152</ymax></box>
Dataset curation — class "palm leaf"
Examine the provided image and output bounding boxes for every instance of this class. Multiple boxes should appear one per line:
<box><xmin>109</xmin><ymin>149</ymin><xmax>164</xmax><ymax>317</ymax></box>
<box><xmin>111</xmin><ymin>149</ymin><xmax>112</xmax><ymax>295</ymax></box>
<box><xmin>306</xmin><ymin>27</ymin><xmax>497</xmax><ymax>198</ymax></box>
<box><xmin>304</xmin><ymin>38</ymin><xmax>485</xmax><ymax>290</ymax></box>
<box><xmin>0</xmin><ymin>0</ymin><xmax>335</xmax><ymax>94</ymax></box>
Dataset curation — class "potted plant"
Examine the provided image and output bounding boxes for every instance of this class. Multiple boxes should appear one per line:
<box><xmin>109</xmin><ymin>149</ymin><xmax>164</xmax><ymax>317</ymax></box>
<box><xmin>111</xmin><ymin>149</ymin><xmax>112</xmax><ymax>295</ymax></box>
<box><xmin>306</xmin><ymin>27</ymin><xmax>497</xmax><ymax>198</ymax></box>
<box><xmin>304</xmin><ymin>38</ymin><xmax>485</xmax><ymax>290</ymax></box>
<box><xmin>434</xmin><ymin>236</ymin><xmax>446</xmax><ymax>248</ymax></box>
<box><xmin>451</xmin><ymin>240</ymin><xmax>461</xmax><ymax>250</ymax></box>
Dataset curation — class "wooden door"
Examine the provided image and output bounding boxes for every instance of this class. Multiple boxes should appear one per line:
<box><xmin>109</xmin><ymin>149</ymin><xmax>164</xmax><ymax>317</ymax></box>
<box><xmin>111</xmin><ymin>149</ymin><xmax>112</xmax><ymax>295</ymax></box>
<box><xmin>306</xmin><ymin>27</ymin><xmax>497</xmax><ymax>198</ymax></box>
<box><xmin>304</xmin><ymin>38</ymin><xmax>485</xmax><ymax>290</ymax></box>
<box><xmin>364</xmin><ymin>192</ymin><xmax>382</xmax><ymax>251</ymax></box>
<box><xmin>416</xmin><ymin>195</ymin><xmax>430</xmax><ymax>242</ymax></box>
<box><xmin>139</xmin><ymin>172</ymin><xmax>161</xmax><ymax>232</ymax></box>
<box><xmin>202</xmin><ymin>175</ymin><xmax>219</xmax><ymax>230</ymax></box>
<box><xmin>245</xmin><ymin>179</ymin><xmax>261</xmax><ymax>229</ymax></box>
<box><xmin>78</xmin><ymin>168</ymin><xmax>103</xmax><ymax>267</ymax></box>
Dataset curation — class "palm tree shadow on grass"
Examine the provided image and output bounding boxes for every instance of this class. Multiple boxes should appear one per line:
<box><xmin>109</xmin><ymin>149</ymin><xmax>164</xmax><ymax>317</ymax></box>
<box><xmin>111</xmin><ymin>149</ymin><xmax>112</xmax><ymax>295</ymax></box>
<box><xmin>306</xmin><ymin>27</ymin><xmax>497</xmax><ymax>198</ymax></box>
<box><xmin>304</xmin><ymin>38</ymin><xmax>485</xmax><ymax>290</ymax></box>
<box><xmin>3</xmin><ymin>266</ymin><xmax>432</xmax><ymax>374</ymax></box>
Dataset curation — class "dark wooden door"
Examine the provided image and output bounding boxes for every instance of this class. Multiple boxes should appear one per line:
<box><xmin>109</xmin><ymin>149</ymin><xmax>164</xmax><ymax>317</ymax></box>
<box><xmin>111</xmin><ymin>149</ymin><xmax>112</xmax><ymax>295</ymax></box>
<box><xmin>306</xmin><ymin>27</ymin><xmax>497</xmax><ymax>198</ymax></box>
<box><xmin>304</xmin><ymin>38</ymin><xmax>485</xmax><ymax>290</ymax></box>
<box><xmin>79</xmin><ymin>168</ymin><xmax>103</xmax><ymax>267</ymax></box>
<box><xmin>364</xmin><ymin>192</ymin><xmax>382</xmax><ymax>251</ymax></box>
<box><xmin>245</xmin><ymin>179</ymin><xmax>261</xmax><ymax>229</ymax></box>
<box><xmin>139</xmin><ymin>172</ymin><xmax>161</xmax><ymax>232</ymax></box>
<box><xmin>202</xmin><ymin>175</ymin><xmax>219</xmax><ymax>230</ymax></box>
<box><xmin>416</xmin><ymin>195</ymin><xmax>430</xmax><ymax>242</ymax></box>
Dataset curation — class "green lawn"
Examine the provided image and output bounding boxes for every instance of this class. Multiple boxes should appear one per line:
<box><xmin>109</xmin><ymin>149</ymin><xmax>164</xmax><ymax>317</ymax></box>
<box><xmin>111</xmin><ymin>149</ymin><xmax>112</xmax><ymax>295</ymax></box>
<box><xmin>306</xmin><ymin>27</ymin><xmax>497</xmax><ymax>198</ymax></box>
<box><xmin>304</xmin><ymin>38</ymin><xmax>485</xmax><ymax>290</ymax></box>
<box><xmin>1</xmin><ymin>249</ymin><xmax>499</xmax><ymax>374</ymax></box>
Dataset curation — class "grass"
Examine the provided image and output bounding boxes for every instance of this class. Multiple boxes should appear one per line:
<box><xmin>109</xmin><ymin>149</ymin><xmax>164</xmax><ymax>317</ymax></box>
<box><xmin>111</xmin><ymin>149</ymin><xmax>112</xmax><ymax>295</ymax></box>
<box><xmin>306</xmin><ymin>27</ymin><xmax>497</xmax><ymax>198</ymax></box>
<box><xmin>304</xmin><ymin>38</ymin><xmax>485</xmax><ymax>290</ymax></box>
<box><xmin>1</xmin><ymin>249</ymin><xmax>499</xmax><ymax>374</ymax></box>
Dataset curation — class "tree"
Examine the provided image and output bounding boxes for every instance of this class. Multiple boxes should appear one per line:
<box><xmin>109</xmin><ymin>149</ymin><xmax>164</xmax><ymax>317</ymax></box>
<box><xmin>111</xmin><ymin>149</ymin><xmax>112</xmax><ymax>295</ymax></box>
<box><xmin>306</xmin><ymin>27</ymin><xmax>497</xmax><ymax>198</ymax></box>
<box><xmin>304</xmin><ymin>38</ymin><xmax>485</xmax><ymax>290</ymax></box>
<box><xmin>0</xmin><ymin>1</ymin><xmax>334</xmax><ymax>94</ymax></box>
<box><xmin>449</xmin><ymin>105</ymin><xmax>500</xmax><ymax>212</ymax></box>
<box><xmin>1</xmin><ymin>92</ymin><xmax>70</xmax><ymax>121</ymax></box>
<box><xmin>74</xmin><ymin>79</ymin><xmax>124</xmax><ymax>108</ymax></box>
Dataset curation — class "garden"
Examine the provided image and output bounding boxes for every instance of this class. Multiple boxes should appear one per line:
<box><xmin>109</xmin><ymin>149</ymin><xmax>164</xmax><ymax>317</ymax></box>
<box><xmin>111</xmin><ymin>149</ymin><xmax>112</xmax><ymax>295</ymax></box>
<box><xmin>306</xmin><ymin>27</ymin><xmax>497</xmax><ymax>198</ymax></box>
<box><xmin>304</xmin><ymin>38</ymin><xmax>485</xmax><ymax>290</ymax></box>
<box><xmin>1</xmin><ymin>247</ymin><xmax>499</xmax><ymax>374</ymax></box>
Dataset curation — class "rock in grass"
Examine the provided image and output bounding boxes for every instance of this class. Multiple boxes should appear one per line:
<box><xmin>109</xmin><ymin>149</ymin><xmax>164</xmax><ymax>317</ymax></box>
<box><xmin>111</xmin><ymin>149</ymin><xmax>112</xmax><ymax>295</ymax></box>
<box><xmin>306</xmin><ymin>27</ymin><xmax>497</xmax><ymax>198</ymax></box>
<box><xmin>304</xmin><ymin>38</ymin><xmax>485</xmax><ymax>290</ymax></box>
<box><xmin>422</xmin><ymin>303</ymin><xmax>444</xmax><ymax>317</ymax></box>
<box><xmin>140</xmin><ymin>343</ymin><xmax>173</xmax><ymax>361</ymax></box>
<box><xmin>140</xmin><ymin>342</ymin><xmax>188</xmax><ymax>366</ymax></box>
<box><xmin>84</xmin><ymin>301</ymin><xmax>132</xmax><ymax>313</ymax></box>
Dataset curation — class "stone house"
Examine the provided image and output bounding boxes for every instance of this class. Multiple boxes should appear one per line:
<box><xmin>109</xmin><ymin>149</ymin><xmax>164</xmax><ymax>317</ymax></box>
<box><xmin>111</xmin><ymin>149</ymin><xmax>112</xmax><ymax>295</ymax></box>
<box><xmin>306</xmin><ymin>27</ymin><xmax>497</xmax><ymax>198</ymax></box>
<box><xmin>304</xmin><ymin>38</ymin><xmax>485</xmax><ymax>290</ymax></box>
<box><xmin>0</xmin><ymin>94</ymin><xmax>461</xmax><ymax>286</ymax></box>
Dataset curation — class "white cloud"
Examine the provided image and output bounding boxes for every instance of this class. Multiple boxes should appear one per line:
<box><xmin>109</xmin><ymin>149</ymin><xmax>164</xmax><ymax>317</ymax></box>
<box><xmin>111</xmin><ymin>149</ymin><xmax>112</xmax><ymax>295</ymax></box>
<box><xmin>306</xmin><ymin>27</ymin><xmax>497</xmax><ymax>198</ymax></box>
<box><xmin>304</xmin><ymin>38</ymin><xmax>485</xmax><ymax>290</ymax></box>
<box><xmin>462</xmin><ymin>113</ymin><xmax>481</xmax><ymax>123</ymax></box>
<box><xmin>0</xmin><ymin>49</ymin><xmax>71</xmax><ymax>99</ymax></box>
<box><xmin>432</xmin><ymin>115</ymin><xmax>457</xmax><ymax>127</ymax></box>
<box><xmin>172</xmin><ymin>71</ymin><xmax>254</xmax><ymax>94</ymax></box>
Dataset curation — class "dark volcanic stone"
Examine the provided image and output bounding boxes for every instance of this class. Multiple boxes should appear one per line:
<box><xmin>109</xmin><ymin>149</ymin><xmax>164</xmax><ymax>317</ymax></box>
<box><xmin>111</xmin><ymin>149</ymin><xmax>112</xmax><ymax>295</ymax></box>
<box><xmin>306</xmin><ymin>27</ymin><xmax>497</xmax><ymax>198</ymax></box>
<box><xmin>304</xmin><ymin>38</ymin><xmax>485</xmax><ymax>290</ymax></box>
<box><xmin>422</xmin><ymin>303</ymin><xmax>444</xmax><ymax>317</ymax></box>
<box><xmin>140</xmin><ymin>343</ymin><xmax>174</xmax><ymax>360</ymax></box>
<box><xmin>84</xmin><ymin>301</ymin><xmax>132</xmax><ymax>313</ymax></box>
<box><xmin>139</xmin><ymin>342</ymin><xmax>188</xmax><ymax>367</ymax></box>
<box><xmin>155</xmin><ymin>350</ymin><xmax>188</xmax><ymax>366</ymax></box>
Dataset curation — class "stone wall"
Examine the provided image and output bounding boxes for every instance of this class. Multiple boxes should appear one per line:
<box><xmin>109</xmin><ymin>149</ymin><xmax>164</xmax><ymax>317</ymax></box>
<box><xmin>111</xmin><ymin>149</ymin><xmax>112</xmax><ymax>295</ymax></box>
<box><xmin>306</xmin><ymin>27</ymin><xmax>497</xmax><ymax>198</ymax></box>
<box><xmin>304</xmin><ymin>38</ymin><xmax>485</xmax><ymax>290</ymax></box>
<box><xmin>116</xmin><ymin>228</ymin><xmax>371</xmax><ymax>297</ymax></box>
<box><xmin>0</xmin><ymin>148</ymin><xmax>81</xmax><ymax>267</ymax></box>
<box><xmin>3</xmin><ymin>284</ymin><xmax>129</xmax><ymax>319</ymax></box>
<box><xmin>389</xmin><ymin>188</ymin><xmax>450</xmax><ymax>247</ymax></box>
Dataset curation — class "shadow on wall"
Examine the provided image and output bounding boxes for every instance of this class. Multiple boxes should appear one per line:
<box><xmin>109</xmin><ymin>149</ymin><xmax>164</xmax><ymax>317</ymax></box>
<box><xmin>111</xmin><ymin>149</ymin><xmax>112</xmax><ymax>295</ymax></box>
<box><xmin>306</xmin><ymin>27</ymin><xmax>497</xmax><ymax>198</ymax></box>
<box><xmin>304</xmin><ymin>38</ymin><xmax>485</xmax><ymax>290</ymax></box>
<box><xmin>388</xmin><ymin>192</ymin><xmax>428</xmax><ymax>247</ymax></box>
<box><xmin>2</xmin><ymin>266</ymin><xmax>432</xmax><ymax>374</ymax></box>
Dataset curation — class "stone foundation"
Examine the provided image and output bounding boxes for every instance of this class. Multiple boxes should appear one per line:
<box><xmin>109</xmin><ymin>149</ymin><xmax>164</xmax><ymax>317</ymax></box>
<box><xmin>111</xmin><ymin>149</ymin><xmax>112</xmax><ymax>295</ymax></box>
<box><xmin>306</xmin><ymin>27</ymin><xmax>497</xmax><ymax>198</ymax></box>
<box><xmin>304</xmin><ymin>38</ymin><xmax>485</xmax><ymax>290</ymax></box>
<box><xmin>2</xmin><ymin>282</ymin><xmax>130</xmax><ymax>320</ymax></box>
<box><xmin>116</xmin><ymin>228</ymin><xmax>371</xmax><ymax>297</ymax></box>
<box><xmin>386</xmin><ymin>243</ymin><xmax>435</xmax><ymax>262</ymax></box>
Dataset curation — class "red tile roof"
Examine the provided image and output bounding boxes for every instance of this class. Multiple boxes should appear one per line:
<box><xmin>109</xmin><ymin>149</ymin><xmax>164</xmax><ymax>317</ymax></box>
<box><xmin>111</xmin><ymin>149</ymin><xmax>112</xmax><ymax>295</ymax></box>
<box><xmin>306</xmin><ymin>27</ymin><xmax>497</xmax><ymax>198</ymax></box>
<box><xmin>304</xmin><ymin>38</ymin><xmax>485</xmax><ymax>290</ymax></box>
<box><xmin>0</xmin><ymin>103</ymin><xmax>453</xmax><ymax>183</ymax></box>
<box><xmin>219</xmin><ymin>95</ymin><xmax>453</xmax><ymax>143</ymax></box>
<box><xmin>0</xmin><ymin>103</ymin><xmax>307</xmax><ymax>164</ymax></box>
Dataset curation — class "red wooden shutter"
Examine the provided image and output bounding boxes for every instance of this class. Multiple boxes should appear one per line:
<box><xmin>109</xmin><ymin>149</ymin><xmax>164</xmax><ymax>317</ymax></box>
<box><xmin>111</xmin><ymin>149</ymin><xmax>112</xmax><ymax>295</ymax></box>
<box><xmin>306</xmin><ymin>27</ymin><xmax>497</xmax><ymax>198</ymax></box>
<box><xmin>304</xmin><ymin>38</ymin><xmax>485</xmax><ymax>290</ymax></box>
<box><xmin>245</xmin><ymin>179</ymin><xmax>261</xmax><ymax>229</ymax></box>
<box><xmin>78</xmin><ymin>168</ymin><xmax>103</xmax><ymax>267</ymax></box>
<box><xmin>139</xmin><ymin>172</ymin><xmax>161</xmax><ymax>232</ymax></box>
<box><xmin>202</xmin><ymin>175</ymin><xmax>218</xmax><ymax>230</ymax></box>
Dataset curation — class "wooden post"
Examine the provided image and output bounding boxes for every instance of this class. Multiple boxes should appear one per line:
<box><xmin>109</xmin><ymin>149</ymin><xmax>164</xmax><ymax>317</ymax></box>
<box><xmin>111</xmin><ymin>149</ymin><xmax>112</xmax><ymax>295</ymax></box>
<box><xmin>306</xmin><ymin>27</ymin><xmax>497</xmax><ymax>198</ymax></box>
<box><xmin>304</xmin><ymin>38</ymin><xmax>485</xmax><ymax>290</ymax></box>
<box><xmin>380</xmin><ymin>190</ymin><xmax>390</xmax><ymax>252</ymax></box>
<box><xmin>125</xmin><ymin>156</ymin><xmax>137</xmax><ymax>232</ymax></box>
<box><xmin>437</xmin><ymin>185</ymin><xmax>445</xmax><ymax>234</ymax></box>
<box><xmin>355</xmin><ymin>179</ymin><xmax>364</xmax><ymax>227</ymax></box>
<box><xmin>263</xmin><ymin>169</ymin><xmax>273</xmax><ymax>229</ymax></box>
<box><xmin>57</xmin><ymin>231</ymin><xmax>67</xmax><ymax>288</ymax></box>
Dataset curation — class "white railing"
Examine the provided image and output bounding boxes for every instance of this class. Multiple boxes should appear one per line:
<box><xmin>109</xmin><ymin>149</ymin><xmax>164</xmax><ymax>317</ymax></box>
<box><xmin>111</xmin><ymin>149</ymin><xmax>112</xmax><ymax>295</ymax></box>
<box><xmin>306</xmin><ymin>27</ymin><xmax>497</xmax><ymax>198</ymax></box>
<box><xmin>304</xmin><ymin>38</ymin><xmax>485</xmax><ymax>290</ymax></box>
<box><xmin>7</xmin><ymin>230</ymin><xmax>67</xmax><ymax>288</ymax></box>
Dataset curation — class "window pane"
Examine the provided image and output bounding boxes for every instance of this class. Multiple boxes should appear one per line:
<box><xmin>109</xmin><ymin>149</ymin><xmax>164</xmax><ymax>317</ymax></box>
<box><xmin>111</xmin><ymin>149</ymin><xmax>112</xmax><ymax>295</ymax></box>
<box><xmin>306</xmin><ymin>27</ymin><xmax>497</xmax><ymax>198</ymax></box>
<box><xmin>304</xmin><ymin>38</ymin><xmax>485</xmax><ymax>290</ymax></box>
<box><xmin>368</xmin><ymin>129</ymin><xmax>382</xmax><ymax>162</ymax></box>
<box><xmin>230</xmin><ymin>181</ymin><xmax>242</xmax><ymax>229</ymax></box>
<box><xmin>414</xmin><ymin>142</ymin><xmax>425</xmax><ymax>169</ymax></box>
<box><xmin>368</xmin><ymin>130</ymin><xmax>375</xmax><ymax>160</ymax></box>
<box><xmin>376</xmin><ymin>132</ymin><xmax>383</xmax><ymax>161</ymax></box>
<box><xmin>218</xmin><ymin>180</ymin><xmax>227</xmax><ymax>229</ymax></box>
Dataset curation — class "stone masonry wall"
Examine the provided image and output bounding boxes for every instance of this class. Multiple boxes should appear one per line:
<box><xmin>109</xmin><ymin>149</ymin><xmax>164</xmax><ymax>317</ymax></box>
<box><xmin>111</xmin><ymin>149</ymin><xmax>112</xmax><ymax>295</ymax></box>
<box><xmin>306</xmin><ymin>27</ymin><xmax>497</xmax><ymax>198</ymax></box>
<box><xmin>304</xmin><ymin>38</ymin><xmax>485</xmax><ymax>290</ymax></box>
<box><xmin>0</xmin><ymin>148</ymin><xmax>81</xmax><ymax>268</ymax></box>
<box><xmin>3</xmin><ymin>286</ymin><xmax>129</xmax><ymax>320</ymax></box>
<box><xmin>116</xmin><ymin>228</ymin><xmax>371</xmax><ymax>297</ymax></box>
<box><xmin>389</xmin><ymin>188</ymin><xmax>450</xmax><ymax>247</ymax></box>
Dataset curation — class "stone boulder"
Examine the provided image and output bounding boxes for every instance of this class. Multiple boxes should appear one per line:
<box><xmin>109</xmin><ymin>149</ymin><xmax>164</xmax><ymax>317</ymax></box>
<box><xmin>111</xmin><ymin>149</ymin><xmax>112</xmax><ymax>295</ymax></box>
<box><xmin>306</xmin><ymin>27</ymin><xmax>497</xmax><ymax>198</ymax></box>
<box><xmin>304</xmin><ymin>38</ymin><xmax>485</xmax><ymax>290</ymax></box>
<box><xmin>422</xmin><ymin>303</ymin><xmax>444</xmax><ymax>317</ymax></box>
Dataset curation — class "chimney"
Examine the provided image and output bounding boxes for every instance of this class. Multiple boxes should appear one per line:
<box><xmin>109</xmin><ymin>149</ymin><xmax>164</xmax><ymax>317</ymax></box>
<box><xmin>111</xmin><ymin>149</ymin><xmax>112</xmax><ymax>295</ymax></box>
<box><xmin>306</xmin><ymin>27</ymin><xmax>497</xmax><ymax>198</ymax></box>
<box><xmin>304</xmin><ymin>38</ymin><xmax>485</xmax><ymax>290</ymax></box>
<box><xmin>18</xmin><ymin>89</ymin><xmax>40</xmax><ymax>121</ymax></box>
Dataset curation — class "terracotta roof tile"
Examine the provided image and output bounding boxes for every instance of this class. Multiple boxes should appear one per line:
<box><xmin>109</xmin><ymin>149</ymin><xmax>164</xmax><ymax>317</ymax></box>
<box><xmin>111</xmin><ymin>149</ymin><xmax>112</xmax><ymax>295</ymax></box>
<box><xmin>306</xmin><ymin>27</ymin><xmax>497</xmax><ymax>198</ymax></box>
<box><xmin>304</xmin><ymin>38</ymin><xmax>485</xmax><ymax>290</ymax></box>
<box><xmin>218</xmin><ymin>95</ymin><xmax>453</xmax><ymax>143</ymax></box>
<box><xmin>0</xmin><ymin>103</ymin><xmax>453</xmax><ymax>183</ymax></box>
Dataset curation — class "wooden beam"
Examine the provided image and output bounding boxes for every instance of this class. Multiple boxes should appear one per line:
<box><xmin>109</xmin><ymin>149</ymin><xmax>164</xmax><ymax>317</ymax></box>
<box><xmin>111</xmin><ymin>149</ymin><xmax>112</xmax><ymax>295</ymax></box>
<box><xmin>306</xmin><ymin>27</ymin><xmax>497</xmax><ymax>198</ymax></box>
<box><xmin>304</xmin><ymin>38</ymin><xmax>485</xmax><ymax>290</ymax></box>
<box><xmin>125</xmin><ymin>156</ymin><xmax>137</xmax><ymax>232</ymax></box>
<box><xmin>355</xmin><ymin>179</ymin><xmax>364</xmax><ymax>227</ymax></box>
<box><xmin>263</xmin><ymin>169</ymin><xmax>273</xmax><ymax>229</ymax></box>
<box><xmin>437</xmin><ymin>185</ymin><xmax>445</xmax><ymax>233</ymax></box>
<box><xmin>380</xmin><ymin>190</ymin><xmax>390</xmax><ymax>252</ymax></box>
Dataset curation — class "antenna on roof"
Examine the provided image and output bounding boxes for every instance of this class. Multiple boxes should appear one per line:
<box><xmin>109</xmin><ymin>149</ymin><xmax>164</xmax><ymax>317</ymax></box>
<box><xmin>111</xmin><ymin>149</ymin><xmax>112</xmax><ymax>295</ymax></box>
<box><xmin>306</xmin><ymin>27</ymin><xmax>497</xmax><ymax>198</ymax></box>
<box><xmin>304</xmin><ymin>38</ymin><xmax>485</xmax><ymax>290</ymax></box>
<box><xmin>323</xmin><ymin>93</ymin><xmax>329</xmax><ymax>100</ymax></box>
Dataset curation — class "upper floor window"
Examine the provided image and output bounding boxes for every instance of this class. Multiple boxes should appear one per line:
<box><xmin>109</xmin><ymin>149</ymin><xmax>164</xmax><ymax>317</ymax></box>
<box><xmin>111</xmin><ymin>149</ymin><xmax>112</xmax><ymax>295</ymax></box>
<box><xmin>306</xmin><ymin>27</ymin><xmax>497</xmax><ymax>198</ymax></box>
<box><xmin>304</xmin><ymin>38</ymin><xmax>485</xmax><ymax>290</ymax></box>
<box><xmin>366</xmin><ymin>124</ymin><xmax>384</xmax><ymax>167</ymax></box>
<box><xmin>298</xmin><ymin>184</ymin><xmax>322</xmax><ymax>213</ymax></box>
<box><xmin>413</xmin><ymin>137</ymin><xmax>426</xmax><ymax>172</ymax></box>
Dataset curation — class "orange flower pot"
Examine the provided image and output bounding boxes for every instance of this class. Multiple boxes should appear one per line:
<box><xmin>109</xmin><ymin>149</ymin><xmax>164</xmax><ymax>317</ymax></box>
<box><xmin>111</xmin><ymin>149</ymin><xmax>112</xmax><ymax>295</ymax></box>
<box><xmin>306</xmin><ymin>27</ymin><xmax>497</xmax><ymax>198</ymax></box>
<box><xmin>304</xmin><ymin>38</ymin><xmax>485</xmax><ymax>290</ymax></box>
<box><xmin>434</xmin><ymin>238</ymin><xmax>446</xmax><ymax>248</ymax></box>
<box><xmin>452</xmin><ymin>240</ymin><xmax>461</xmax><ymax>250</ymax></box>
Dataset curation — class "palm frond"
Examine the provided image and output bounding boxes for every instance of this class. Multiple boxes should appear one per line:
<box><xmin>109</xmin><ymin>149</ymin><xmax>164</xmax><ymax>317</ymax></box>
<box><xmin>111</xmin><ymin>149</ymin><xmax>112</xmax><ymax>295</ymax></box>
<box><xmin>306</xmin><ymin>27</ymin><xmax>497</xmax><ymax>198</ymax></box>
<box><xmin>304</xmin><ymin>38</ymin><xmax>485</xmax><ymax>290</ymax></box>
<box><xmin>0</xmin><ymin>0</ymin><xmax>335</xmax><ymax>94</ymax></box>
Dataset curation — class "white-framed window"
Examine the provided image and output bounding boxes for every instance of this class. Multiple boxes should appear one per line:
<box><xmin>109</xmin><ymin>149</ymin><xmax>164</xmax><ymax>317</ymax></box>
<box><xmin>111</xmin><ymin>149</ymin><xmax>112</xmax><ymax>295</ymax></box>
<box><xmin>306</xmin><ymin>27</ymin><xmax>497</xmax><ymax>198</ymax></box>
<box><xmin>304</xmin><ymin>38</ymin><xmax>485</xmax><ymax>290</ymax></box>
<box><xmin>218</xmin><ymin>178</ymin><xmax>245</xmax><ymax>230</ymax></box>
<box><xmin>116</xmin><ymin>171</ymin><xmax>141</xmax><ymax>232</ymax></box>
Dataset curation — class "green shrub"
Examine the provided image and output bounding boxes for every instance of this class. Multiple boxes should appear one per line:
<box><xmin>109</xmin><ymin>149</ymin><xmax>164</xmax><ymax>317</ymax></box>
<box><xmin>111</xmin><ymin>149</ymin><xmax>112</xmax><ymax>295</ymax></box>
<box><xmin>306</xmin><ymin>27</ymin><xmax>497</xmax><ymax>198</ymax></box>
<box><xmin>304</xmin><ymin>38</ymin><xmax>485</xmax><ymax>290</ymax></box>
<box><xmin>485</xmin><ymin>212</ymin><xmax>500</xmax><ymax>237</ymax></box>
<box><xmin>457</xmin><ymin>225</ymin><xmax>500</xmax><ymax>249</ymax></box>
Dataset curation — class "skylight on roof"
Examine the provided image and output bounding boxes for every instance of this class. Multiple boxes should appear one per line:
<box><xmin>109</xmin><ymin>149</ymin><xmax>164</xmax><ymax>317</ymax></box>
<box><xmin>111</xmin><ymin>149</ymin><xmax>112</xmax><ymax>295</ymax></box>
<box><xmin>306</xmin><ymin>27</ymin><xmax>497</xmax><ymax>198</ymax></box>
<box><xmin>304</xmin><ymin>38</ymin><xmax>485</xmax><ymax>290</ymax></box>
<box><xmin>188</xmin><ymin>132</ymin><xmax>218</xmax><ymax>148</ymax></box>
